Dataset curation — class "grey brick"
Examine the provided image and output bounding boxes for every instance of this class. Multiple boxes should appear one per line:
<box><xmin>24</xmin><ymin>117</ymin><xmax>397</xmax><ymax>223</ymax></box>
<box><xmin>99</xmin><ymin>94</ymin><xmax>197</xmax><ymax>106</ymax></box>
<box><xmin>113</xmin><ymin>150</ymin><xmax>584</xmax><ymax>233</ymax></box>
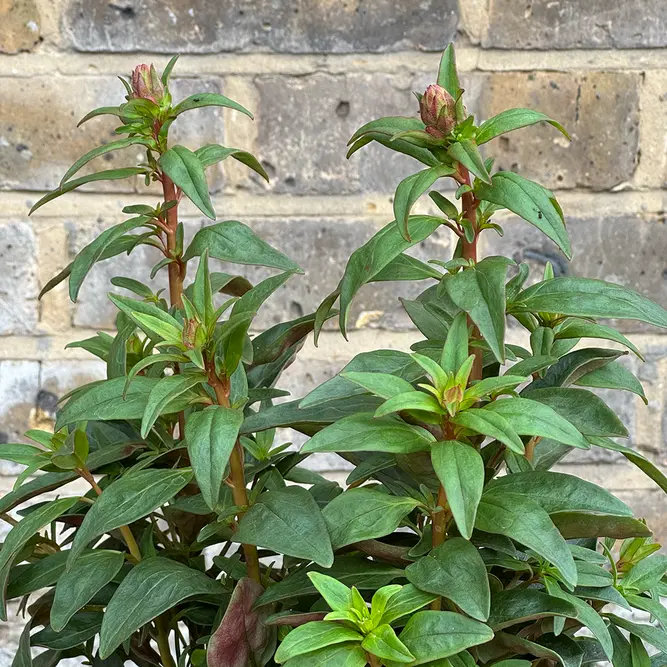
<box><xmin>71</xmin><ymin>218</ymin><xmax>202</xmax><ymax>329</ymax></box>
<box><xmin>63</xmin><ymin>0</ymin><xmax>457</xmax><ymax>53</ymax></box>
<box><xmin>0</xmin><ymin>360</ymin><xmax>40</xmax><ymax>446</ymax></box>
<box><xmin>484</xmin><ymin>214</ymin><xmax>667</xmax><ymax>333</ymax></box>
<box><xmin>615</xmin><ymin>488</ymin><xmax>667</xmax><ymax>547</ymax></box>
<box><xmin>477</xmin><ymin>72</ymin><xmax>640</xmax><ymax>190</ymax></box>
<box><xmin>211</xmin><ymin>217</ymin><xmax>450</xmax><ymax>331</ymax></box>
<box><xmin>0</xmin><ymin>0</ymin><xmax>40</xmax><ymax>54</ymax></box>
<box><xmin>254</xmin><ymin>73</ymin><xmax>426</xmax><ymax>195</ymax></box>
<box><xmin>0</xmin><ymin>222</ymin><xmax>38</xmax><ymax>335</ymax></box>
<box><xmin>485</xmin><ymin>0</ymin><xmax>667</xmax><ymax>50</ymax></box>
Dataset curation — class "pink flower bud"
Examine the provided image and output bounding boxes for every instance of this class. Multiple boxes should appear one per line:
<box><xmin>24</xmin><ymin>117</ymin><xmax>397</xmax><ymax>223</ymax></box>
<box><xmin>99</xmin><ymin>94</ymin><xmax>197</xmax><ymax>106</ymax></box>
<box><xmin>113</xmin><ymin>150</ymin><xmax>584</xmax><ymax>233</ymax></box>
<box><xmin>130</xmin><ymin>64</ymin><xmax>164</xmax><ymax>104</ymax></box>
<box><xmin>419</xmin><ymin>84</ymin><xmax>456</xmax><ymax>139</ymax></box>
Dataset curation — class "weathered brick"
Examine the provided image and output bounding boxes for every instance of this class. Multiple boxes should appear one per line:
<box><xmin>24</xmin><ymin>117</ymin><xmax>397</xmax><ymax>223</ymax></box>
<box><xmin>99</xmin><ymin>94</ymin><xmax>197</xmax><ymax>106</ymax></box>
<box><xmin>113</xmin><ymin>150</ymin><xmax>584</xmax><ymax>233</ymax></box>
<box><xmin>70</xmin><ymin>218</ymin><xmax>202</xmax><ymax>329</ymax></box>
<box><xmin>485</xmin><ymin>0</ymin><xmax>667</xmax><ymax>50</ymax></box>
<box><xmin>477</xmin><ymin>72</ymin><xmax>640</xmax><ymax>190</ymax></box>
<box><xmin>483</xmin><ymin>214</ymin><xmax>667</xmax><ymax>333</ymax></box>
<box><xmin>0</xmin><ymin>76</ymin><xmax>226</xmax><ymax>194</ymax></box>
<box><xmin>0</xmin><ymin>221</ymin><xmax>38</xmax><ymax>335</ymax></box>
<box><xmin>0</xmin><ymin>0</ymin><xmax>40</xmax><ymax>54</ymax></box>
<box><xmin>253</xmin><ymin>73</ymin><xmax>425</xmax><ymax>195</ymax></box>
<box><xmin>63</xmin><ymin>0</ymin><xmax>457</xmax><ymax>53</ymax></box>
<box><xmin>213</xmin><ymin>217</ymin><xmax>450</xmax><ymax>331</ymax></box>
<box><xmin>0</xmin><ymin>360</ymin><xmax>39</xmax><ymax>445</ymax></box>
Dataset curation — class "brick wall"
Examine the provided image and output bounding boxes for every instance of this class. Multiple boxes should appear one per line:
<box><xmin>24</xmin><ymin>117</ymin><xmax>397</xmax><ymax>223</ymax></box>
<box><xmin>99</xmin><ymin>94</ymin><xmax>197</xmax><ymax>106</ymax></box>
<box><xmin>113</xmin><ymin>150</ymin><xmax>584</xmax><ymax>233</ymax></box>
<box><xmin>1</xmin><ymin>0</ymin><xmax>667</xmax><ymax>657</ymax></box>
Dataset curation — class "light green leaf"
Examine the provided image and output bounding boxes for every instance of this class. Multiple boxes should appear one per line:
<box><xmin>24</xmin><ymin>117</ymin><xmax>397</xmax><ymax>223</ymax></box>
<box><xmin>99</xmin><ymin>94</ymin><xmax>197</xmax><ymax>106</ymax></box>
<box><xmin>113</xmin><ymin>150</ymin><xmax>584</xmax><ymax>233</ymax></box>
<box><xmin>375</xmin><ymin>390</ymin><xmax>445</xmax><ymax>418</ymax></box>
<box><xmin>608</xmin><ymin>615</ymin><xmax>667</xmax><ymax>654</ymax></box>
<box><xmin>283</xmin><ymin>643</ymin><xmax>367</xmax><ymax>667</ymax></box>
<box><xmin>186</xmin><ymin>406</ymin><xmax>243</xmax><ymax>511</ymax></box>
<box><xmin>342</xmin><ymin>371</ymin><xmax>415</xmax><ymax>400</ymax></box>
<box><xmin>363</xmin><ymin>624</ymin><xmax>414</xmax><ymax>663</ymax></box>
<box><xmin>307</xmin><ymin>572</ymin><xmax>353</xmax><ymax>612</ymax></box>
<box><xmin>322</xmin><ymin>488</ymin><xmax>419</xmax><ymax>550</ymax></box>
<box><xmin>99</xmin><ymin>557</ymin><xmax>224</xmax><ymax>658</ymax></box>
<box><xmin>448</xmin><ymin>139</ymin><xmax>491</xmax><ymax>184</ymax></box>
<box><xmin>407</xmin><ymin>538</ymin><xmax>490</xmax><ymax>621</ymax></box>
<box><xmin>474</xmin><ymin>172</ymin><xmax>570</xmax><ymax>259</ymax></box>
<box><xmin>452</xmin><ymin>409</ymin><xmax>525</xmax><ymax>454</ymax></box>
<box><xmin>476</xmin><ymin>109</ymin><xmax>569</xmax><ymax>145</ymax></box>
<box><xmin>275</xmin><ymin>622</ymin><xmax>363</xmax><ymax>663</ymax></box>
<box><xmin>441</xmin><ymin>312</ymin><xmax>469</xmax><ymax>374</ymax></box>
<box><xmin>159</xmin><ymin>145</ymin><xmax>215</xmax><ymax>219</ymax></box>
<box><xmin>172</xmin><ymin>92</ymin><xmax>252</xmax><ymax>118</ymax></box>
<box><xmin>67</xmin><ymin>468</ymin><xmax>193</xmax><ymax>568</ymax></box>
<box><xmin>378</xmin><ymin>584</ymin><xmax>437</xmax><ymax>625</ymax></box>
<box><xmin>236</xmin><ymin>486</ymin><xmax>334</xmax><ymax>567</ymax></box>
<box><xmin>301</xmin><ymin>413</ymin><xmax>435</xmax><ymax>455</ymax></box>
<box><xmin>622</xmin><ymin>555</ymin><xmax>667</xmax><ymax>594</ymax></box>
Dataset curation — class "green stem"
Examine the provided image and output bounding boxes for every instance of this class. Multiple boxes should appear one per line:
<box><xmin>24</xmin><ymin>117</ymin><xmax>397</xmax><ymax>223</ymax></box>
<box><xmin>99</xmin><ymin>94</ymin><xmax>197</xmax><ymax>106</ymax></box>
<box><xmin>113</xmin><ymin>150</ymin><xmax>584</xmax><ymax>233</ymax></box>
<box><xmin>155</xmin><ymin>615</ymin><xmax>176</xmax><ymax>667</ymax></box>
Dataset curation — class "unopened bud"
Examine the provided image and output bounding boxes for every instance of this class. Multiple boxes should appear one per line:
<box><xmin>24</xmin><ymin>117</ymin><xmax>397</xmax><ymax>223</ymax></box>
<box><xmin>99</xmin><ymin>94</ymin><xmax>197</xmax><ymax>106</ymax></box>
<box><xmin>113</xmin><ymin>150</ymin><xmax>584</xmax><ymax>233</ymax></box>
<box><xmin>130</xmin><ymin>64</ymin><xmax>165</xmax><ymax>104</ymax></box>
<box><xmin>419</xmin><ymin>84</ymin><xmax>456</xmax><ymax>139</ymax></box>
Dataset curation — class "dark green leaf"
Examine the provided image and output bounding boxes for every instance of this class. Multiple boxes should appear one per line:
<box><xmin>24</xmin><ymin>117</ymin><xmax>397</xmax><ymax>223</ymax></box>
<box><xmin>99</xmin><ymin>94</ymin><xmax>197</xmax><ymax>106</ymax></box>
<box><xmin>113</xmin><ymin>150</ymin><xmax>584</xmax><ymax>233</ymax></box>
<box><xmin>476</xmin><ymin>109</ymin><xmax>569</xmax><ymax>145</ymax></box>
<box><xmin>452</xmin><ymin>409</ymin><xmax>525</xmax><ymax>454</ymax></box>
<box><xmin>33</xmin><ymin>612</ymin><xmax>102</xmax><ymax>650</ymax></box>
<box><xmin>172</xmin><ymin>92</ymin><xmax>252</xmax><ymax>119</ymax></box>
<box><xmin>99</xmin><ymin>557</ymin><xmax>224</xmax><ymax>658</ymax></box>
<box><xmin>11</xmin><ymin>621</ymin><xmax>31</xmax><ymax>667</ymax></box>
<box><xmin>406</xmin><ymin>538</ymin><xmax>490</xmax><ymax>621</ymax></box>
<box><xmin>555</xmin><ymin>320</ymin><xmax>643</xmax><ymax>359</ymax></box>
<box><xmin>608</xmin><ymin>616</ymin><xmax>667</xmax><ymax>654</ymax></box>
<box><xmin>195</xmin><ymin>144</ymin><xmax>268</xmax><ymax>181</ymax></box>
<box><xmin>488</xmin><ymin>589</ymin><xmax>578</xmax><ymax>630</ymax></box>
<box><xmin>576</xmin><ymin>361</ymin><xmax>647</xmax><ymax>404</ymax></box>
<box><xmin>550</xmin><ymin>511</ymin><xmax>652</xmax><ymax>539</ymax></box>
<box><xmin>622</xmin><ymin>555</ymin><xmax>667</xmax><ymax>593</ymax></box>
<box><xmin>236</xmin><ymin>486</ymin><xmax>334</xmax><ymax>567</ymax></box>
<box><xmin>448</xmin><ymin>139</ymin><xmax>491</xmax><ymax>184</ymax></box>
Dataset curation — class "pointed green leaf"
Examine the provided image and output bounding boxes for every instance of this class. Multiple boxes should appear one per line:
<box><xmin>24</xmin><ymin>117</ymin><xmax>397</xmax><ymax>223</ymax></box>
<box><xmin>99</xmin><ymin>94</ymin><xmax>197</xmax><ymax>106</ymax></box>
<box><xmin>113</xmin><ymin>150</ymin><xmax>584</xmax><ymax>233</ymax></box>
<box><xmin>453</xmin><ymin>409</ymin><xmax>525</xmax><ymax>454</ymax></box>
<box><xmin>448</xmin><ymin>139</ymin><xmax>492</xmax><ymax>184</ymax></box>
<box><xmin>282</xmin><ymin>643</ymin><xmax>367</xmax><ymax>667</ymax></box>
<box><xmin>172</xmin><ymin>92</ymin><xmax>252</xmax><ymax>119</ymax></box>
<box><xmin>195</xmin><ymin>144</ymin><xmax>269</xmax><ymax>181</ymax></box>
<box><xmin>476</xmin><ymin>109</ymin><xmax>569</xmax><ymax>145</ymax></box>
<box><xmin>362</xmin><ymin>624</ymin><xmax>414</xmax><ymax>663</ymax></box>
<box><xmin>488</xmin><ymin>589</ymin><xmax>579</xmax><ymax>630</ymax></box>
<box><xmin>275</xmin><ymin>622</ymin><xmax>363</xmax><ymax>663</ymax></box>
<box><xmin>576</xmin><ymin>361</ymin><xmax>647</xmax><ymax>404</ymax></box>
<box><xmin>375</xmin><ymin>390</ymin><xmax>445</xmax><ymax>418</ymax></box>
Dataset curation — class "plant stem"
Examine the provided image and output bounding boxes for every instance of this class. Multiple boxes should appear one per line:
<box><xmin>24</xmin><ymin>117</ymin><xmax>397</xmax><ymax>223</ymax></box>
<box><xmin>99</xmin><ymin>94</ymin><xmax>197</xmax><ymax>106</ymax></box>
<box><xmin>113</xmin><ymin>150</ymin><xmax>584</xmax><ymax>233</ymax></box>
<box><xmin>525</xmin><ymin>436</ymin><xmax>541</xmax><ymax>462</ymax></box>
<box><xmin>368</xmin><ymin>653</ymin><xmax>381</xmax><ymax>667</ymax></box>
<box><xmin>207</xmin><ymin>366</ymin><xmax>262</xmax><ymax>584</ymax></box>
<box><xmin>78</xmin><ymin>466</ymin><xmax>143</xmax><ymax>563</ymax></box>
<box><xmin>155</xmin><ymin>615</ymin><xmax>176</xmax><ymax>667</ymax></box>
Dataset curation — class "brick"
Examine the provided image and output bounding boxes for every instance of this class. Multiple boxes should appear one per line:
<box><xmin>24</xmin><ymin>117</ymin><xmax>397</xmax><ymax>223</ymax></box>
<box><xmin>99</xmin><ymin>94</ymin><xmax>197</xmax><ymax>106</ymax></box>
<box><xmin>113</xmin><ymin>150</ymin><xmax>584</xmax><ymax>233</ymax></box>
<box><xmin>70</xmin><ymin>218</ymin><xmax>202</xmax><ymax>329</ymax></box>
<box><xmin>0</xmin><ymin>360</ymin><xmax>39</xmax><ymax>447</ymax></box>
<box><xmin>477</xmin><ymin>72</ymin><xmax>640</xmax><ymax>190</ymax></box>
<box><xmin>0</xmin><ymin>76</ymin><xmax>225</xmax><ymax>194</ymax></box>
<box><xmin>253</xmin><ymin>73</ymin><xmax>425</xmax><ymax>195</ymax></box>
<box><xmin>63</xmin><ymin>0</ymin><xmax>457</xmax><ymax>54</ymax></box>
<box><xmin>485</xmin><ymin>0</ymin><xmax>667</xmax><ymax>50</ymax></box>
<box><xmin>616</xmin><ymin>488</ymin><xmax>667</xmax><ymax>547</ymax></box>
<box><xmin>483</xmin><ymin>214</ymin><xmax>667</xmax><ymax>333</ymax></box>
<box><xmin>0</xmin><ymin>0</ymin><xmax>40</xmax><ymax>54</ymax></box>
<box><xmin>0</xmin><ymin>221</ymin><xmax>38</xmax><ymax>335</ymax></box>
<box><xmin>214</xmin><ymin>217</ymin><xmax>450</xmax><ymax>331</ymax></box>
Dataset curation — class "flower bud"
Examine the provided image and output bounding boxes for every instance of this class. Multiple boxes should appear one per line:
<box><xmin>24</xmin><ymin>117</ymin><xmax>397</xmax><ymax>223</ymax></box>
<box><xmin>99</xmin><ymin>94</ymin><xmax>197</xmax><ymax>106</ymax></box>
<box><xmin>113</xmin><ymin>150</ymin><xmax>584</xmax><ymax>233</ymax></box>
<box><xmin>130</xmin><ymin>64</ymin><xmax>164</xmax><ymax>104</ymax></box>
<box><xmin>419</xmin><ymin>84</ymin><xmax>456</xmax><ymax>139</ymax></box>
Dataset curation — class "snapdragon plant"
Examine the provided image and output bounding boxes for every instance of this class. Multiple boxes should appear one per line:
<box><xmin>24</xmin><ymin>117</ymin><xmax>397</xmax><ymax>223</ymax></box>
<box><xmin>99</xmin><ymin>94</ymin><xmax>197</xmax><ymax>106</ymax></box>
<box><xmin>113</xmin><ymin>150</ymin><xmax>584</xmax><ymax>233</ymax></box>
<box><xmin>3</xmin><ymin>45</ymin><xmax>667</xmax><ymax>667</ymax></box>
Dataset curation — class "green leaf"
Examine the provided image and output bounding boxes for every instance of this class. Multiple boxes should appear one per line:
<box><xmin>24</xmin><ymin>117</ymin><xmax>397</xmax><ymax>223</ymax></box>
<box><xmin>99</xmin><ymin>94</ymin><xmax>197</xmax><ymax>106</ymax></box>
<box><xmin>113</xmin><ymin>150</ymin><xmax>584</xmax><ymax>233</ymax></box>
<box><xmin>77</xmin><ymin>105</ymin><xmax>124</xmax><ymax>127</ymax></box>
<box><xmin>0</xmin><ymin>443</ymin><xmax>45</xmax><ymax>466</ymax></box>
<box><xmin>307</xmin><ymin>572</ymin><xmax>353</xmax><ymax>612</ymax></box>
<box><xmin>555</xmin><ymin>319</ymin><xmax>643</xmax><ymax>360</ymax></box>
<box><xmin>484</xmin><ymin>471</ymin><xmax>633</xmax><ymax>516</ymax></box>
<box><xmin>476</xmin><ymin>109</ymin><xmax>569</xmax><ymax>145</ymax></box>
<box><xmin>275</xmin><ymin>621</ymin><xmax>363</xmax><ymax>663</ymax></box>
<box><xmin>195</xmin><ymin>144</ymin><xmax>269</xmax><ymax>181</ymax></box>
<box><xmin>406</xmin><ymin>538</ymin><xmax>490</xmax><ymax>621</ymax></box>
<box><xmin>283</xmin><ymin>644</ymin><xmax>367</xmax><ymax>667</ymax></box>
<box><xmin>322</xmin><ymin>488</ymin><xmax>419</xmax><ymax>550</ymax></box>
<box><xmin>342</xmin><ymin>371</ymin><xmax>415</xmax><ymax>400</ymax></box>
<box><xmin>394</xmin><ymin>166</ymin><xmax>456</xmax><ymax>240</ymax></box>
<box><xmin>378</xmin><ymin>584</ymin><xmax>437</xmax><ymax>625</ymax></box>
<box><xmin>390</xmin><ymin>611</ymin><xmax>494</xmax><ymax>667</ymax></box>
<box><xmin>109</xmin><ymin>293</ymin><xmax>183</xmax><ymax>342</ymax></box>
<box><xmin>11</xmin><ymin>621</ymin><xmax>31</xmax><ymax>667</ymax></box>
<box><xmin>29</xmin><ymin>168</ymin><xmax>146</xmax><ymax>214</ymax></box>
<box><xmin>99</xmin><ymin>557</ymin><xmax>224</xmax><ymax>658</ymax></box>
<box><xmin>161</xmin><ymin>54</ymin><xmax>179</xmax><ymax>83</ymax></box>
<box><xmin>32</xmin><ymin>612</ymin><xmax>102</xmax><ymax>650</ymax></box>
<box><xmin>159</xmin><ymin>145</ymin><xmax>215</xmax><ymax>219</ymax></box>
<box><xmin>431</xmin><ymin>440</ymin><xmax>484</xmax><ymax>539</ymax></box>
<box><xmin>55</xmin><ymin>377</ymin><xmax>197</xmax><ymax>429</ymax></box>
<box><xmin>440</xmin><ymin>257</ymin><xmax>513</xmax><ymax>363</ymax></box>
<box><xmin>483</xmin><ymin>397</ymin><xmax>588</xmax><ymax>448</ymax></box>
<box><xmin>68</xmin><ymin>468</ymin><xmax>193</xmax><ymax>567</ymax></box>
<box><xmin>448</xmin><ymin>139</ymin><xmax>492</xmax><ymax>184</ymax></box>
<box><xmin>301</xmin><ymin>413</ymin><xmax>435</xmax><ymax>455</ymax></box>
<box><xmin>514</xmin><ymin>277</ymin><xmax>667</xmax><ymax>329</ymax></box>
<box><xmin>172</xmin><ymin>92</ymin><xmax>252</xmax><ymax>119</ymax></box>
<box><xmin>7</xmin><ymin>552</ymin><xmax>68</xmax><ymax>599</ymax></box>
<box><xmin>186</xmin><ymin>406</ymin><xmax>243</xmax><ymax>511</ymax></box>
<box><xmin>608</xmin><ymin>616</ymin><xmax>667</xmax><ymax>654</ymax></box>
<box><xmin>141</xmin><ymin>373</ymin><xmax>205</xmax><ymax>438</ymax></box>
<box><xmin>623</xmin><ymin>555</ymin><xmax>667</xmax><ymax>593</ymax></box>
<box><xmin>441</xmin><ymin>312</ymin><xmax>469</xmax><ymax>374</ymax></box>
<box><xmin>61</xmin><ymin>136</ymin><xmax>153</xmax><ymax>185</ymax></box>
<box><xmin>337</xmin><ymin>216</ymin><xmax>442</xmax><ymax>335</ymax></box>
<box><xmin>626</xmin><ymin>594</ymin><xmax>667</xmax><ymax>629</ymax></box>
<box><xmin>183</xmin><ymin>220</ymin><xmax>302</xmax><ymax>273</ymax></box>
<box><xmin>236</xmin><ymin>486</ymin><xmax>334</xmax><ymax>567</ymax></box>
<box><xmin>51</xmin><ymin>550</ymin><xmax>124</xmax><ymax>632</ymax></box>
<box><xmin>631</xmin><ymin>635</ymin><xmax>652</xmax><ymax>667</ymax></box>
<box><xmin>576</xmin><ymin>361</ymin><xmax>647</xmax><ymax>404</ymax></box>
<box><xmin>132</xmin><ymin>312</ymin><xmax>183</xmax><ymax>343</ymax></box>
<box><xmin>363</xmin><ymin>624</ymin><xmax>415</xmax><ymax>663</ymax></box>
<box><xmin>550</xmin><ymin>511</ymin><xmax>652</xmax><ymax>540</ymax></box>
<box><xmin>524</xmin><ymin>387</ymin><xmax>628</xmax><ymax>438</ymax></box>
<box><xmin>452</xmin><ymin>409</ymin><xmax>525</xmax><ymax>454</ymax></box>
<box><xmin>437</xmin><ymin>44</ymin><xmax>461</xmax><ymax>102</ymax></box>
<box><xmin>488</xmin><ymin>589</ymin><xmax>578</xmax><ymax>630</ymax></box>
<box><xmin>476</xmin><ymin>493</ymin><xmax>577</xmax><ymax>589</ymax></box>
<box><xmin>474</xmin><ymin>172</ymin><xmax>571</xmax><ymax>259</ymax></box>
<box><xmin>375</xmin><ymin>390</ymin><xmax>445</xmax><ymax>418</ymax></box>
